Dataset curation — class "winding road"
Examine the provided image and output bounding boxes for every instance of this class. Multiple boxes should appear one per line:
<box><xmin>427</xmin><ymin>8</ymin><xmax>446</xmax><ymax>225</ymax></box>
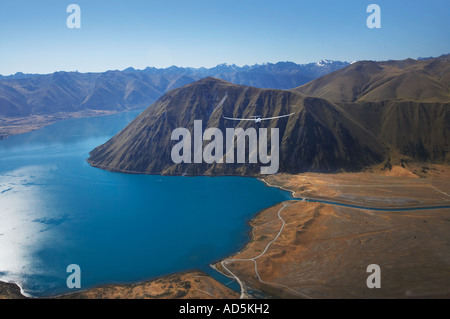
<box><xmin>213</xmin><ymin>180</ymin><xmax>450</xmax><ymax>299</ymax></box>
<box><xmin>215</xmin><ymin>202</ymin><xmax>313</xmax><ymax>299</ymax></box>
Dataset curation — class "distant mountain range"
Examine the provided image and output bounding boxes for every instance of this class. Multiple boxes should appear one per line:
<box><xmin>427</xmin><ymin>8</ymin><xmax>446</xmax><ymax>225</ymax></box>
<box><xmin>88</xmin><ymin>55</ymin><xmax>450</xmax><ymax>175</ymax></box>
<box><xmin>0</xmin><ymin>60</ymin><xmax>348</xmax><ymax>118</ymax></box>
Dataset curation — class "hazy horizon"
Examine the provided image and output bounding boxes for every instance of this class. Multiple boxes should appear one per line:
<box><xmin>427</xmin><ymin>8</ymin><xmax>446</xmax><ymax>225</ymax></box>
<box><xmin>2</xmin><ymin>54</ymin><xmax>449</xmax><ymax>77</ymax></box>
<box><xmin>1</xmin><ymin>58</ymin><xmax>346</xmax><ymax>77</ymax></box>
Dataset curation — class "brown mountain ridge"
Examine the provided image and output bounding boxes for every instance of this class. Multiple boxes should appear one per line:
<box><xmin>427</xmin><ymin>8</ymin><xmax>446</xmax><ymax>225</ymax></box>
<box><xmin>293</xmin><ymin>54</ymin><xmax>450</xmax><ymax>164</ymax></box>
<box><xmin>88</xmin><ymin>55</ymin><xmax>450</xmax><ymax>176</ymax></box>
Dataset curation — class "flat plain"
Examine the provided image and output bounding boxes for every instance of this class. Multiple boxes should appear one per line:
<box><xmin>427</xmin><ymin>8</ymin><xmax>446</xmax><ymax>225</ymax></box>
<box><xmin>214</xmin><ymin>165</ymin><xmax>450</xmax><ymax>298</ymax></box>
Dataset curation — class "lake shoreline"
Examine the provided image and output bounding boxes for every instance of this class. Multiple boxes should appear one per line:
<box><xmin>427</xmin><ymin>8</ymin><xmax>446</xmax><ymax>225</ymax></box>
<box><xmin>3</xmin><ymin>110</ymin><xmax>449</xmax><ymax>299</ymax></box>
<box><xmin>3</xmin><ymin>168</ymin><xmax>450</xmax><ymax>299</ymax></box>
<box><xmin>0</xmin><ymin>175</ymin><xmax>288</xmax><ymax>300</ymax></box>
<box><xmin>0</xmin><ymin>108</ymin><xmax>143</xmax><ymax>141</ymax></box>
<box><xmin>0</xmin><ymin>269</ymin><xmax>239</xmax><ymax>299</ymax></box>
<box><xmin>0</xmin><ymin>109</ymin><xmax>291</xmax><ymax>300</ymax></box>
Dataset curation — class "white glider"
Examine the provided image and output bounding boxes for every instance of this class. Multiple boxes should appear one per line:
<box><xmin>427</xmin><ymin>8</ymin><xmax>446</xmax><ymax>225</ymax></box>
<box><xmin>223</xmin><ymin>112</ymin><xmax>295</xmax><ymax>123</ymax></box>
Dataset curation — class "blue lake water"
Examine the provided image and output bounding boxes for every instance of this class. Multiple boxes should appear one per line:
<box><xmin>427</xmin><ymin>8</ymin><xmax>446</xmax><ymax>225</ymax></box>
<box><xmin>0</xmin><ymin>110</ymin><xmax>291</xmax><ymax>297</ymax></box>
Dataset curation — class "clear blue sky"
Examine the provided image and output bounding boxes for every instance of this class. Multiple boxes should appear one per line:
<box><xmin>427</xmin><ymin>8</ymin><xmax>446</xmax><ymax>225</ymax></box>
<box><xmin>0</xmin><ymin>0</ymin><xmax>449</xmax><ymax>75</ymax></box>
